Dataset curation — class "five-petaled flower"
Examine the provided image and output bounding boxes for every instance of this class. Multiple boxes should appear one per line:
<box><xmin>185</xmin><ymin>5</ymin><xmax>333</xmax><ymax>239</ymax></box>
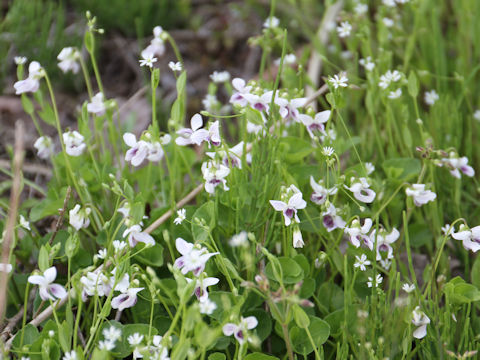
<box><xmin>270</xmin><ymin>185</ymin><xmax>307</xmax><ymax>226</ymax></box>
<box><xmin>412</xmin><ymin>306</ymin><xmax>430</xmax><ymax>339</ymax></box>
<box><xmin>354</xmin><ymin>254</ymin><xmax>371</xmax><ymax>271</ymax></box>
<box><xmin>63</xmin><ymin>130</ymin><xmax>86</xmax><ymax>156</ymax></box>
<box><xmin>34</xmin><ymin>136</ymin><xmax>54</xmax><ymax>159</ymax></box>
<box><xmin>174</xmin><ymin>238</ymin><xmax>218</xmax><ymax>277</ymax></box>
<box><xmin>69</xmin><ymin>204</ymin><xmax>91</xmax><ymax>231</ymax></box>
<box><xmin>28</xmin><ymin>267</ymin><xmax>67</xmax><ymax>301</ymax></box>
<box><xmin>222</xmin><ymin>316</ymin><xmax>258</xmax><ymax>345</ymax></box>
<box><xmin>310</xmin><ymin>176</ymin><xmax>337</xmax><ymax>205</ymax></box>
<box><xmin>123</xmin><ymin>224</ymin><xmax>155</xmax><ymax>248</ymax></box>
<box><xmin>344</xmin><ymin>177</ymin><xmax>376</xmax><ymax>203</ymax></box>
<box><xmin>14</xmin><ymin>61</ymin><xmax>45</xmax><ymax>94</ymax></box>
<box><xmin>186</xmin><ymin>276</ymin><xmax>219</xmax><ymax>302</ymax></box>
<box><xmin>405</xmin><ymin>184</ymin><xmax>436</xmax><ymax>207</ymax></box>
<box><xmin>451</xmin><ymin>224</ymin><xmax>480</xmax><ymax>253</ymax></box>
<box><xmin>321</xmin><ymin>203</ymin><xmax>346</xmax><ymax>232</ymax></box>
<box><xmin>111</xmin><ymin>287</ymin><xmax>144</xmax><ymax>311</ymax></box>
<box><xmin>345</xmin><ymin>218</ymin><xmax>373</xmax><ymax>249</ymax></box>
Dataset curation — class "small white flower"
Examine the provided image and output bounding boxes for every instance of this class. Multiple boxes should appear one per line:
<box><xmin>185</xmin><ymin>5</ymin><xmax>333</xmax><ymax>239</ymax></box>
<box><xmin>87</xmin><ymin>92</ymin><xmax>107</xmax><ymax>116</ymax></box>
<box><xmin>168</xmin><ymin>61</ymin><xmax>182</xmax><ymax>72</ymax></box>
<box><xmin>103</xmin><ymin>326</ymin><xmax>122</xmax><ymax>343</ymax></box>
<box><xmin>223</xmin><ymin>316</ymin><xmax>258</xmax><ymax>345</ymax></box>
<box><xmin>14</xmin><ymin>56</ymin><xmax>27</xmax><ymax>65</ymax></box>
<box><xmin>388</xmin><ymin>88</ymin><xmax>402</xmax><ymax>99</ymax></box>
<box><xmin>322</xmin><ymin>204</ymin><xmax>346</xmax><ymax>232</ymax></box>
<box><xmin>14</xmin><ymin>61</ymin><xmax>44</xmax><ymax>94</ymax></box>
<box><xmin>275</xmin><ymin>96</ymin><xmax>307</xmax><ymax>124</ymax></box>
<box><xmin>299</xmin><ymin>110</ymin><xmax>330</xmax><ymax>139</ymax></box>
<box><xmin>345</xmin><ymin>219</ymin><xmax>373</xmax><ymax>249</ymax></box>
<box><xmin>412</xmin><ymin>306</ymin><xmax>430</xmax><ymax>339</ymax></box>
<box><xmin>128</xmin><ymin>333</ymin><xmax>144</xmax><ymax>346</ymax></box>
<box><xmin>202</xmin><ymin>160</ymin><xmax>230</xmax><ymax>194</ymax></box>
<box><xmin>19</xmin><ymin>215</ymin><xmax>31</xmax><ymax>231</ymax></box>
<box><xmin>405</xmin><ymin>184</ymin><xmax>436</xmax><ymax>207</ymax></box>
<box><xmin>63</xmin><ymin>130</ymin><xmax>86</xmax><ymax>156</ymax></box>
<box><xmin>139</xmin><ymin>51</ymin><xmax>157</xmax><ymax>68</ymax></box>
<box><xmin>174</xmin><ymin>208</ymin><xmax>186</xmax><ymax>225</ymax></box>
<box><xmin>322</xmin><ymin>146</ymin><xmax>335</xmax><ymax>157</ymax></box>
<box><xmin>328</xmin><ymin>74</ymin><xmax>348</xmax><ymax>89</ymax></box>
<box><xmin>274</xmin><ymin>53</ymin><xmax>297</xmax><ymax>66</ymax></box>
<box><xmin>111</xmin><ymin>287</ymin><xmax>144</xmax><ymax>311</ymax></box>
<box><xmin>210</xmin><ymin>71</ymin><xmax>230</xmax><ymax>83</ymax></box>
<box><xmin>367</xmin><ymin>274</ymin><xmax>383</xmax><ymax>288</ymax></box>
<box><xmin>174</xmin><ymin>238</ymin><xmax>219</xmax><ymax>277</ymax></box>
<box><xmin>229</xmin><ymin>231</ymin><xmax>248</xmax><ymax>247</ymax></box>
<box><xmin>474</xmin><ymin>110</ymin><xmax>480</xmax><ymax>121</ymax></box>
<box><xmin>63</xmin><ymin>350</ymin><xmax>78</xmax><ymax>360</ymax></box>
<box><xmin>230</xmin><ymin>78</ymin><xmax>252</xmax><ymax>107</ymax></box>
<box><xmin>345</xmin><ymin>178</ymin><xmax>376</xmax><ymax>203</ymax></box>
<box><xmin>28</xmin><ymin>266</ymin><xmax>67</xmax><ymax>301</ymax></box>
<box><xmin>359</xmin><ymin>57</ymin><xmax>375</xmax><ymax>71</ymax></box>
<box><xmin>270</xmin><ymin>185</ymin><xmax>307</xmax><ymax>226</ymax></box>
<box><xmin>441</xmin><ymin>224</ymin><xmax>453</xmax><ymax>236</ymax></box>
<box><xmin>263</xmin><ymin>16</ymin><xmax>279</xmax><ymax>29</ymax></box>
<box><xmin>33</xmin><ymin>136</ymin><xmax>54</xmax><ymax>159</ymax></box>
<box><xmin>354</xmin><ymin>254</ymin><xmax>371</xmax><ymax>271</ymax></box>
<box><xmin>202</xmin><ymin>94</ymin><xmax>220</xmax><ymax>112</ymax></box>
<box><xmin>113</xmin><ymin>240</ymin><xmax>127</xmax><ymax>253</ymax></box>
<box><xmin>354</xmin><ymin>3</ymin><xmax>368</xmax><ymax>15</ymax></box>
<box><xmin>310</xmin><ymin>177</ymin><xmax>337</xmax><ymax>205</ymax></box>
<box><xmin>123</xmin><ymin>224</ymin><xmax>155</xmax><ymax>248</ymax></box>
<box><xmin>451</xmin><ymin>224</ymin><xmax>480</xmax><ymax>253</ymax></box>
<box><xmin>372</xmin><ymin>227</ymin><xmax>400</xmax><ymax>260</ymax></box>
<box><xmin>57</xmin><ymin>47</ymin><xmax>80</xmax><ymax>74</ymax></box>
<box><xmin>142</xmin><ymin>26</ymin><xmax>166</xmax><ymax>58</ymax></box>
<box><xmin>176</xmin><ymin>113</ymin><xmax>210</xmax><ymax>146</ymax></box>
<box><xmin>98</xmin><ymin>340</ymin><xmax>115</xmax><ymax>351</ymax></box>
<box><xmin>382</xmin><ymin>0</ymin><xmax>396</xmax><ymax>6</ymax></box>
<box><xmin>402</xmin><ymin>283</ymin><xmax>416</xmax><ymax>293</ymax></box>
<box><xmin>380</xmin><ymin>259</ymin><xmax>392</xmax><ymax>270</ymax></box>
<box><xmin>199</xmin><ymin>298</ymin><xmax>217</xmax><ymax>315</ymax></box>
<box><xmin>440</xmin><ymin>154</ymin><xmax>475</xmax><ymax>179</ymax></box>
<box><xmin>424</xmin><ymin>90</ymin><xmax>439</xmax><ymax>106</ymax></box>
<box><xmin>336</xmin><ymin>21</ymin><xmax>352</xmax><ymax>38</ymax></box>
<box><xmin>382</xmin><ymin>17</ymin><xmax>394</xmax><ymax>28</ymax></box>
<box><xmin>69</xmin><ymin>204</ymin><xmax>91</xmax><ymax>231</ymax></box>
<box><xmin>379</xmin><ymin>70</ymin><xmax>401</xmax><ymax>89</ymax></box>
<box><xmin>365</xmin><ymin>162</ymin><xmax>375</xmax><ymax>175</ymax></box>
<box><xmin>187</xmin><ymin>276</ymin><xmax>219</xmax><ymax>302</ymax></box>
<box><xmin>97</xmin><ymin>248</ymin><xmax>107</xmax><ymax>259</ymax></box>
<box><xmin>123</xmin><ymin>133</ymin><xmax>150</xmax><ymax>167</ymax></box>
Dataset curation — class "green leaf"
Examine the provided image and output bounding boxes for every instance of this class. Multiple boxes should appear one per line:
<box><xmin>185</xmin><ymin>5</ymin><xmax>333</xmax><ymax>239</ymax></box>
<box><xmin>171</xmin><ymin>71</ymin><xmax>187</xmax><ymax>126</ymax></box>
<box><xmin>21</xmin><ymin>94</ymin><xmax>34</xmax><ymax>114</ymax></box>
<box><xmin>38</xmin><ymin>103</ymin><xmax>56</xmax><ymax>126</ymax></box>
<box><xmin>289</xmin><ymin>316</ymin><xmax>330</xmax><ymax>355</ymax></box>
<box><xmin>134</xmin><ymin>243</ymin><xmax>164</xmax><ymax>267</ymax></box>
<box><xmin>472</xmin><ymin>256</ymin><xmax>480</xmax><ymax>289</ymax></box>
<box><xmin>444</xmin><ymin>277</ymin><xmax>480</xmax><ymax>304</ymax></box>
<box><xmin>244</xmin><ymin>353</ymin><xmax>280</xmax><ymax>360</ymax></box>
<box><xmin>408</xmin><ymin>71</ymin><xmax>419</xmax><ymax>97</ymax></box>
<box><xmin>245</xmin><ymin>107</ymin><xmax>264</xmax><ymax>125</ymax></box>
<box><xmin>12</xmin><ymin>324</ymin><xmax>39</xmax><ymax>348</ymax></box>
<box><xmin>293</xmin><ymin>304</ymin><xmax>310</xmax><ymax>329</ymax></box>
<box><xmin>191</xmin><ymin>201</ymin><xmax>216</xmax><ymax>242</ymax></box>
<box><xmin>58</xmin><ymin>321</ymin><xmax>72</xmax><ymax>353</ymax></box>
<box><xmin>265</xmin><ymin>257</ymin><xmax>304</xmax><ymax>284</ymax></box>
<box><xmin>208</xmin><ymin>353</ymin><xmax>226</xmax><ymax>360</ymax></box>
<box><xmin>38</xmin><ymin>246</ymin><xmax>49</xmax><ymax>271</ymax></box>
<box><xmin>382</xmin><ymin>158</ymin><xmax>421</xmax><ymax>181</ymax></box>
<box><xmin>84</xmin><ymin>31</ymin><xmax>94</xmax><ymax>53</ymax></box>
